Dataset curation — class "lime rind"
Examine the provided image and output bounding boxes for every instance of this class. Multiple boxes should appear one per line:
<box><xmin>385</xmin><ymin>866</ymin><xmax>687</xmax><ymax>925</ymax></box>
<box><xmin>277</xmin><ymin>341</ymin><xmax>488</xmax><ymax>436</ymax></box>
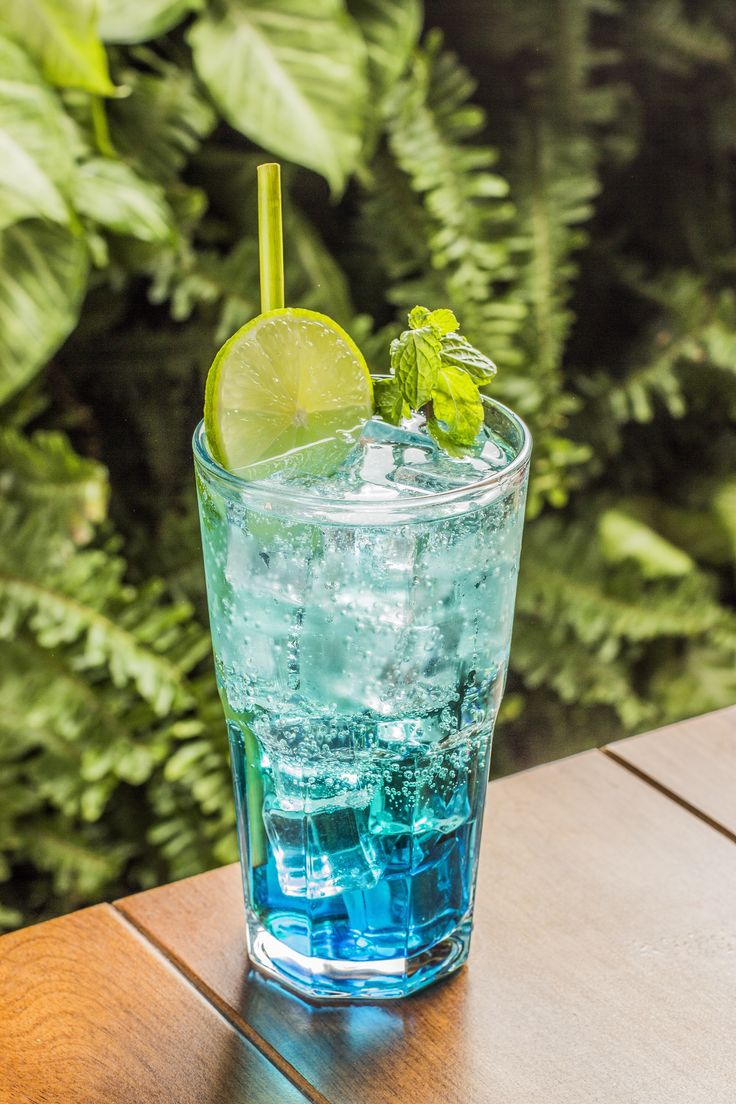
<box><xmin>204</xmin><ymin>307</ymin><xmax>373</xmax><ymax>480</ymax></box>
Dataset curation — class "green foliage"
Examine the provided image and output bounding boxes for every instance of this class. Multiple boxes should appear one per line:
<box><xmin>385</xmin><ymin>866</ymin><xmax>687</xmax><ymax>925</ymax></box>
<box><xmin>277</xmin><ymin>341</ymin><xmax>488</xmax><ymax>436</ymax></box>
<box><xmin>187</xmin><ymin>0</ymin><xmax>370</xmax><ymax>194</ymax></box>
<box><xmin>99</xmin><ymin>0</ymin><xmax>203</xmax><ymax>45</ymax></box>
<box><xmin>349</xmin><ymin>0</ymin><xmax>422</xmax><ymax>101</ymax></box>
<box><xmin>383</xmin><ymin>304</ymin><xmax>493</xmax><ymax>447</ymax></box>
<box><xmin>391</xmin><ymin>319</ymin><xmax>442</xmax><ymax>407</ymax></box>
<box><xmin>0</xmin><ymin>35</ymin><xmax>76</xmax><ymax>229</ymax></box>
<box><xmin>378</xmin><ymin>33</ymin><xmax>523</xmax><ymax>364</ymax></box>
<box><xmin>3</xmin><ymin>0</ymin><xmax>115</xmax><ymax>95</ymax></box>
<box><xmin>431</xmin><ymin>363</ymin><xmax>483</xmax><ymax>445</ymax></box>
<box><xmin>0</xmin><ymin>222</ymin><xmax>88</xmax><ymax>402</ymax></box>
<box><xmin>0</xmin><ymin>426</ymin><xmax>108</xmax><ymax>542</ymax></box>
<box><xmin>73</xmin><ymin>158</ymin><xmax>174</xmax><ymax>242</ymax></box>
<box><xmin>1</xmin><ymin>0</ymin><xmax>735</xmax><ymax>928</ymax></box>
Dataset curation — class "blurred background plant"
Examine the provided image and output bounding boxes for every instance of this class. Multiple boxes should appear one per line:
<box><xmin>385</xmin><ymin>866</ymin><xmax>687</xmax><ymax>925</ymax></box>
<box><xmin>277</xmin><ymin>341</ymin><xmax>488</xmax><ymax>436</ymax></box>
<box><xmin>1</xmin><ymin>0</ymin><xmax>735</xmax><ymax>929</ymax></box>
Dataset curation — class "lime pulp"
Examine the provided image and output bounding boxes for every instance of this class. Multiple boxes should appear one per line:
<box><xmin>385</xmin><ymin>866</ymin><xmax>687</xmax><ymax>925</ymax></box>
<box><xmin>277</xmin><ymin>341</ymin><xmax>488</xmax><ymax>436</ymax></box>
<box><xmin>204</xmin><ymin>308</ymin><xmax>373</xmax><ymax>480</ymax></box>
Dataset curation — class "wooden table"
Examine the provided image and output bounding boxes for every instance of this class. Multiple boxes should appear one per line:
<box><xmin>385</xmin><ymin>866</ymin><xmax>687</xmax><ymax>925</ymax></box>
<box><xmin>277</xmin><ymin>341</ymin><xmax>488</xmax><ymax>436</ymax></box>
<box><xmin>2</xmin><ymin>707</ymin><xmax>735</xmax><ymax>1104</ymax></box>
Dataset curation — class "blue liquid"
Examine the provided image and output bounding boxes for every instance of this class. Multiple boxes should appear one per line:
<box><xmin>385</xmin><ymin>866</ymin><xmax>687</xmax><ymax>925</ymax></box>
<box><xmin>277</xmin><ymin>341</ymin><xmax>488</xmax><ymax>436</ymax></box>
<box><xmin>195</xmin><ymin>413</ymin><xmax>528</xmax><ymax>999</ymax></box>
<box><xmin>229</xmin><ymin>718</ymin><xmax>490</xmax><ymax>965</ymax></box>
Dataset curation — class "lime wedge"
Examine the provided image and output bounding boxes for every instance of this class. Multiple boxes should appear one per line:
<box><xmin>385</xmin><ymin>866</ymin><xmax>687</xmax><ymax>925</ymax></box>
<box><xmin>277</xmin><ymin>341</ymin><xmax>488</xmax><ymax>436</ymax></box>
<box><xmin>204</xmin><ymin>307</ymin><xmax>373</xmax><ymax>480</ymax></box>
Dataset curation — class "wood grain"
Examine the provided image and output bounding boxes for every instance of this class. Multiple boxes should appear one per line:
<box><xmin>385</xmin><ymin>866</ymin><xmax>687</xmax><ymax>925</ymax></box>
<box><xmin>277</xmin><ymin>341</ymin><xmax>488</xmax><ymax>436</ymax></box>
<box><xmin>119</xmin><ymin>749</ymin><xmax>736</xmax><ymax>1104</ymax></box>
<box><xmin>0</xmin><ymin>904</ymin><xmax>308</xmax><ymax>1104</ymax></box>
<box><xmin>607</xmin><ymin>706</ymin><xmax>736</xmax><ymax>839</ymax></box>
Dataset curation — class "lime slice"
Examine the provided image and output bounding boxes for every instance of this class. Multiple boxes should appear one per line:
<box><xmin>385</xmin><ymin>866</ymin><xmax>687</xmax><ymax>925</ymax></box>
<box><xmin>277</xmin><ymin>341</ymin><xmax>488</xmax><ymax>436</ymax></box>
<box><xmin>204</xmin><ymin>307</ymin><xmax>373</xmax><ymax>480</ymax></box>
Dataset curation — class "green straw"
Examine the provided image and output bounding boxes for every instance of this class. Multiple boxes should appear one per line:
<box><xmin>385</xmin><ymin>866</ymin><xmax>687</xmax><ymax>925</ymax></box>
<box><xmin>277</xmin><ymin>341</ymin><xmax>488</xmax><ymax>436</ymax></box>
<box><xmin>257</xmin><ymin>162</ymin><xmax>285</xmax><ymax>313</ymax></box>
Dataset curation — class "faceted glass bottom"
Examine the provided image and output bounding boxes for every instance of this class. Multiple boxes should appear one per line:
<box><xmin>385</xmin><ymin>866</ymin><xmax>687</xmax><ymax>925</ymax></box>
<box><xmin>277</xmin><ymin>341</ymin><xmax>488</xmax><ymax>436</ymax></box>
<box><xmin>246</xmin><ymin>912</ymin><xmax>473</xmax><ymax>1001</ymax></box>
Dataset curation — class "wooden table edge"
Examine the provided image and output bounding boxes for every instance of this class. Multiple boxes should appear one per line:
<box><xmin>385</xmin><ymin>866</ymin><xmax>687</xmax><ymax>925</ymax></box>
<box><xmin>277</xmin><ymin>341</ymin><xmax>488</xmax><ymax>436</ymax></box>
<box><xmin>115</xmin><ymin>736</ymin><xmax>735</xmax><ymax>1077</ymax></box>
<box><xmin>603</xmin><ymin>707</ymin><xmax>736</xmax><ymax>845</ymax></box>
<box><xmin>0</xmin><ymin>901</ymin><xmax>316</xmax><ymax>1104</ymax></box>
<box><xmin>111</xmin><ymin>900</ymin><xmax>330</xmax><ymax>1104</ymax></box>
<box><xmin>110</xmin><ymin>731</ymin><xmax>734</xmax><ymax>1104</ymax></box>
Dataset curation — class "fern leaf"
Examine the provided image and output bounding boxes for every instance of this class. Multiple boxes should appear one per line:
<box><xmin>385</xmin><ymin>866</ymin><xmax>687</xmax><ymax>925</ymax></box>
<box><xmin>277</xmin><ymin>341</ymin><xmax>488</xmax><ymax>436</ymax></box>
<box><xmin>519</xmin><ymin>515</ymin><xmax>732</xmax><ymax>647</ymax></box>
<box><xmin>0</xmin><ymin>427</ymin><xmax>108</xmax><ymax>543</ymax></box>
<box><xmin>0</xmin><ymin>502</ymin><xmax>202</xmax><ymax>713</ymax></box>
<box><xmin>109</xmin><ymin>60</ymin><xmax>216</xmax><ymax>185</ymax></box>
<box><xmin>380</xmin><ymin>34</ymin><xmax>524</xmax><ymax>365</ymax></box>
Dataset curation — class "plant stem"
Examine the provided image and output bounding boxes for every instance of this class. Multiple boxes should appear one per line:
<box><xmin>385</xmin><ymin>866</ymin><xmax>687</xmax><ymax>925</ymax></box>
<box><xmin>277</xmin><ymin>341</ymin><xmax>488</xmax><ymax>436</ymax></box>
<box><xmin>90</xmin><ymin>97</ymin><xmax>116</xmax><ymax>158</ymax></box>
<box><xmin>257</xmin><ymin>162</ymin><xmax>285</xmax><ymax>313</ymax></box>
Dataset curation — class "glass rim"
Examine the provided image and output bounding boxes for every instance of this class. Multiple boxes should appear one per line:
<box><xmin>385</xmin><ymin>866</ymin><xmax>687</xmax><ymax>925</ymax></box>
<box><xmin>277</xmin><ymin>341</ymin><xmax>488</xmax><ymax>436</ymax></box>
<box><xmin>192</xmin><ymin>397</ymin><xmax>531</xmax><ymax>523</ymax></box>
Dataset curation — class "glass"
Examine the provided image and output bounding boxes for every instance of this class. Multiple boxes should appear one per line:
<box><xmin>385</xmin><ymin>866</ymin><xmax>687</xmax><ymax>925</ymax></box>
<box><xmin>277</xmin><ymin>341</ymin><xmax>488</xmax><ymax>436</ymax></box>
<box><xmin>193</xmin><ymin>398</ymin><xmax>530</xmax><ymax>1000</ymax></box>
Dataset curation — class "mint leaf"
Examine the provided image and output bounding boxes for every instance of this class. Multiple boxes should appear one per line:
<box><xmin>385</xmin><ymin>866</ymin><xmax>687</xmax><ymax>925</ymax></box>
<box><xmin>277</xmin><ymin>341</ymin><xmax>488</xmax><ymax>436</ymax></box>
<box><xmin>408</xmin><ymin>305</ymin><xmax>459</xmax><ymax>334</ymax></box>
<box><xmin>426</xmin><ymin>307</ymin><xmax>459</xmax><ymax>334</ymax></box>
<box><xmin>375</xmin><ymin>304</ymin><xmax>497</xmax><ymax>456</ymax></box>
<box><xmin>440</xmin><ymin>333</ymin><xmax>497</xmax><ymax>384</ymax></box>
<box><xmin>390</xmin><ymin>325</ymin><xmax>442</xmax><ymax>408</ymax></box>
<box><xmin>432</xmin><ymin>363</ymin><xmax>484</xmax><ymax>446</ymax></box>
<box><xmin>426</xmin><ymin>418</ymin><xmax>469</xmax><ymax>457</ymax></box>
<box><xmin>374</xmin><ymin>376</ymin><xmax>408</xmax><ymax>424</ymax></box>
<box><xmin>407</xmin><ymin>305</ymin><xmax>430</xmax><ymax>329</ymax></box>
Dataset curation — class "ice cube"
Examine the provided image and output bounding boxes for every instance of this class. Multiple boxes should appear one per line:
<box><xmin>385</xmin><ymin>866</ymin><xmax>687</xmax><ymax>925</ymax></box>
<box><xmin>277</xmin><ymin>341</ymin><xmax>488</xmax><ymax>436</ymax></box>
<box><xmin>268</xmin><ymin>741</ymin><xmax>368</xmax><ymax>803</ymax></box>
<box><xmin>408</xmin><ymin>830</ymin><xmax>471</xmax><ymax>950</ymax></box>
<box><xmin>263</xmin><ymin>791</ymin><xmax>385</xmax><ymax>898</ymax></box>
<box><xmin>415</xmin><ymin>770</ymin><xmax>471</xmax><ymax>834</ymax></box>
<box><xmin>341</xmin><ymin>874</ymin><xmax>410</xmax><ymax>958</ymax></box>
<box><xmin>262</xmin><ymin>796</ymin><xmax>308</xmax><ymax>897</ymax></box>
<box><xmin>369</xmin><ymin>760</ymin><xmax>417</xmax><ymax>836</ymax></box>
<box><xmin>414</xmin><ymin>733</ymin><xmax>486</xmax><ymax>834</ymax></box>
<box><xmin>299</xmin><ymin>527</ymin><xmax>422</xmax><ymax>713</ymax></box>
<box><xmin>385</xmin><ymin>421</ymin><xmax>515</xmax><ymax>495</ymax></box>
<box><xmin>213</xmin><ymin>523</ymin><xmax>311</xmax><ymax>701</ymax></box>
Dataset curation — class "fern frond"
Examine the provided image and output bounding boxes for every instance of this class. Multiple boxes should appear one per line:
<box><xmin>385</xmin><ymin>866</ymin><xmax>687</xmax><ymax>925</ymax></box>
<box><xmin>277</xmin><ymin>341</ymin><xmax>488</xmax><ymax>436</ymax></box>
<box><xmin>0</xmin><ymin>502</ymin><xmax>206</xmax><ymax>713</ymax></box>
<box><xmin>511</xmin><ymin>618</ymin><xmax>653</xmax><ymax>729</ymax></box>
<box><xmin>26</xmin><ymin>819</ymin><xmax>133</xmax><ymax>901</ymax></box>
<box><xmin>150</xmin><ymin>193</ymin><xmax>355</xmax><ymax>343</ymax></box>
<box><xmin>518</xmin><ymin>515</ymin><xmax>733</xmax><ymax>648</ymax></box>
<box><xmin>0</xmin><ymin>427</ymin><xmax>108</xmax><ymax>544</ymax></box>
<box><xmin>109</xmin><ymin>60</ymin><xmax>216</xmax><ymax>185</ymax></box>
<box><xmin>594</xmin><ymin>269</ymin><xmax>736</xmax><ymax>426</ymax></box>
<box><xmin>649</xmin><ymin>642</ymin><xmax>736</xmax><ymax>723</ymax></box>
<box><xmin>380</xmin><ymin>33</ymin><xmax>525</xmax><ymax>365</ymax></box>
<box><xmin>624</xmin><ymin>0</ymin><xmax>731</xmax><ymax>75</ymax></box>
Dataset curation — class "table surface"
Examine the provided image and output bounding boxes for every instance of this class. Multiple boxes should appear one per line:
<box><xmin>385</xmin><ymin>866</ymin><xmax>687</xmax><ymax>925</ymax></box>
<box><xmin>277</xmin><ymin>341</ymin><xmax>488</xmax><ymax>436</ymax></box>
<box><xmin>2</xmin><ymin>707</ymin><xmax>735</xmax><ymax>1104</ymax></box>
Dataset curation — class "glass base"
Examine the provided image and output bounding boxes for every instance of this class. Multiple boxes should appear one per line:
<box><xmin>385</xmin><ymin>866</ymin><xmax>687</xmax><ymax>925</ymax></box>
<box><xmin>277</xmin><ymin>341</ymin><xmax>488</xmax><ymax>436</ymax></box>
<box><xmin>246</xmin><ymin>914</ymin><xmax>472</xmax><ymax>1001</ymax></box>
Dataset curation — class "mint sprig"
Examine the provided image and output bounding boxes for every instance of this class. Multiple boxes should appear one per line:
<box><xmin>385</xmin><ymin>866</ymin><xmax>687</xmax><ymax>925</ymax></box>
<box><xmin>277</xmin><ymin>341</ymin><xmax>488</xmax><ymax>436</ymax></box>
<box><xmin>381</xmin><ymin>306</ymin><xmax>497</xmax><ymax>451</ymax></box>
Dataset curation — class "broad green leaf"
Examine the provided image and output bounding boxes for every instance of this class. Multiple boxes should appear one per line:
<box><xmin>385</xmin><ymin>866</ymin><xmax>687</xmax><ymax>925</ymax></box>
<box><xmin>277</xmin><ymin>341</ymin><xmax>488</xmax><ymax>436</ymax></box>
<box><xmin>390</xmin><ymin>325</ymin><xmax>442</xmax><ymax>408</ymax></box>
<box><xmin>348</xmin><ymin>0</ymin><xmax>421</xmax><ymax>97</ymax></box>
<box><xmin>432</xmin><ymin>362</ymin><xmax>484</xmax><ymax>445</ymax></box>
<box><xmin>440</xmin><ymin>332</ymin><xmax>497</xmax><ymax>384</ymax></box>
<box><xmin>598</xmin><ymin>510</ymin><xmax>695</xmax><ymax>579</ymax></box>
<box><xmin>98</xmin><ymin>0</ymin><xmax>202</xmax><ymax>43</ymax></box>
<box><xmin>0</xmin><ymin>221</ymin><xmax>88</xmax><ymax>404</ymax></box>
<box><xmin>73</xmin><ymin>159</ymin><xmax>174</xmax><ymax>242</ymax></box>
<box><xmin>0</xmin><ymin>35</ymin><xmax>75</xmax><ymax>229</ymax></box>
<box><xmin>408</xmin><ymin>305</ymin><xmax>431</xmax><ymax>329</ymax></box>
<box><xmin>188</xmin><ymin>0</ymin><xmax>369</xmax><ymax>194</ymax></box>
<box><xmin>3</xmin><ymin>0</ymin><xmax>115</xmax><ymax>95</ymax></box>
<box><xmin>373</xmin><ymin>376</ymin><xmax>408</xmax><ymax>424</ymax></box>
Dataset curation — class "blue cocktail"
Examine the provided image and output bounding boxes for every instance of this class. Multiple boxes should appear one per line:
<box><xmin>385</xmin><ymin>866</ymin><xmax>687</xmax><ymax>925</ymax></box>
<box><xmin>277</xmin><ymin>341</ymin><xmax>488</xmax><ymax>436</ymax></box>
<box><xmin>193</xmin><ymin>399</ymin><xmax>530</xmax><ymax>1000</ymax></box>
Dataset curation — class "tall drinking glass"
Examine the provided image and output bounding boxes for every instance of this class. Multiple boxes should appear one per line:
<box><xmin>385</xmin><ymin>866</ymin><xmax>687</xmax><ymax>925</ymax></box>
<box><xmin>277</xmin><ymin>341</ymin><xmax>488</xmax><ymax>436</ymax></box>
<box><xmin>193</xmin><ymin>397</ymin><xmax>530</xmax><ymax>1000</ymax></box>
